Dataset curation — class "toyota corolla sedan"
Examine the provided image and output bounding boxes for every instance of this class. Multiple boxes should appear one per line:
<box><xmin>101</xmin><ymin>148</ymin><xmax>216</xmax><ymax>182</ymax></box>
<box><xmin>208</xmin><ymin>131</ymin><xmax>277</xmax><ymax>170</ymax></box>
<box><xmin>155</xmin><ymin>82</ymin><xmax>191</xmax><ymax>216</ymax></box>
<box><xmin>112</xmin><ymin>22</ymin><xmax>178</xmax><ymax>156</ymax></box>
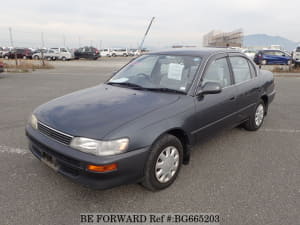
<box><xmin>26</xmin><ymin>48</ymin><xmax>275</xmax><ymax>191</ymax></box>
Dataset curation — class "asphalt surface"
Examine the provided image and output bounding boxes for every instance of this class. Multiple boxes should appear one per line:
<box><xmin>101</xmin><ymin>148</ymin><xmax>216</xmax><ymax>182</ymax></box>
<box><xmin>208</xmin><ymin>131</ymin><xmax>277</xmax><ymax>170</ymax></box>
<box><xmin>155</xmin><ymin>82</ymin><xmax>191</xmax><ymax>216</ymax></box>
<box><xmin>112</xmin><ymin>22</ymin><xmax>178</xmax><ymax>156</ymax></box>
<box><xmin>0</xmin><ymin>58</ymin><xmax>299</xmax><ymax>225</ymax></box>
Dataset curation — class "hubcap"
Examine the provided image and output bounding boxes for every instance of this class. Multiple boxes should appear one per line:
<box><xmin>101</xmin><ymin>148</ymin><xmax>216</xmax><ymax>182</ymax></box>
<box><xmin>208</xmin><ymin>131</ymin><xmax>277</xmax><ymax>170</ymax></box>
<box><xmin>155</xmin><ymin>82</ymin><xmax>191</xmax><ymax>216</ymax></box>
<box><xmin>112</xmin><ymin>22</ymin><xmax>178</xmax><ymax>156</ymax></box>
<box><xmin>255</xmin><ymin>104</ymin><xmax>264</xmax><ymax>126</ymax></box>
<box><xmin>155</xmin><ymin>146</ymin><xmax>179</xmax><ymax>183</ymax></box>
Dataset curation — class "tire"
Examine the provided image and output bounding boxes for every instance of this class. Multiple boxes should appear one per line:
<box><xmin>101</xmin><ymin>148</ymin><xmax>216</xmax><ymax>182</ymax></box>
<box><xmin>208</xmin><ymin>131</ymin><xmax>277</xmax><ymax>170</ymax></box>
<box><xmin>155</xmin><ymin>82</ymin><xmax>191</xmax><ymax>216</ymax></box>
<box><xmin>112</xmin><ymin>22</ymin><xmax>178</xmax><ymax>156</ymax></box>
<box><xmin>61</xmin><ymin>57</ymin><xmax>67</xmax><ymax>61</ymax></box>
<box><xmin>34</xmin><ymin>55</ymin><xmax>39</xmax><ymax>60</ymax></box>
<box><xmin>142</xmin><ymin>134</ymin><xmax>183</xmax><ymax>191</ymax></box>
<box><xmin>23</xmin><ymin>56</ymin><xmax>27</xmax><ymax>59</ymax></box>
<box><xmin>4</xmin><ymin>56</ymin><xmax>9</xmax><ymax>59</ymax></box>
<box><xmin>243</xmin><ymin>100</ymin><xmax>265</xmax><ymax>131</ymax></box>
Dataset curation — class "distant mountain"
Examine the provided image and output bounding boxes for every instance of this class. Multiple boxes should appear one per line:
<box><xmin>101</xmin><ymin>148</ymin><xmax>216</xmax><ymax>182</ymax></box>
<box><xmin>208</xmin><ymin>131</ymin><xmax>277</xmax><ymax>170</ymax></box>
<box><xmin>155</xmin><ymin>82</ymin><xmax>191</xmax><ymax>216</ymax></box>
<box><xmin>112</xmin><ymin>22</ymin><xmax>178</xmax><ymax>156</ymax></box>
<box><xmin>244</xmin><ymin>34</ymin><xmax>299</xmax><ymax>51</ymax></box>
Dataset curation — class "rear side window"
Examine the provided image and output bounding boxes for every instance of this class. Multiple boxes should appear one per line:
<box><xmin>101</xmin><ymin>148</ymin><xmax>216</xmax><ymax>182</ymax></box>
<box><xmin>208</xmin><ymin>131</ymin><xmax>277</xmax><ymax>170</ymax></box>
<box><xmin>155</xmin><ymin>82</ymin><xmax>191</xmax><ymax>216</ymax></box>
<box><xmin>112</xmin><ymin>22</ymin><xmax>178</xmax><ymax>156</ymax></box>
<box><xmin>230</xmin><ymin>57</ymin><xmax>252</xmax><ymax>84</ymax></box>
<box><xmin>264</xmin><ymin>51</ymin><xmax>274</xmax><ymax>55</ymax></box>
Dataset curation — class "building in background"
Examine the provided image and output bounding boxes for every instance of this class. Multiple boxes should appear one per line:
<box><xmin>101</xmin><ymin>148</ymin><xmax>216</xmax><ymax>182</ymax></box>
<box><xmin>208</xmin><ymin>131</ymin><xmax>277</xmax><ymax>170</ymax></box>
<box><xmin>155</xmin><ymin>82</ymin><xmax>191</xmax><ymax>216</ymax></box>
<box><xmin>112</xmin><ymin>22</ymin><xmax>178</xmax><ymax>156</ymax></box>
<box><xmin>203</xmin><ymin>29</ymin><xmax>244</xmax><ymax>48</ymax></box>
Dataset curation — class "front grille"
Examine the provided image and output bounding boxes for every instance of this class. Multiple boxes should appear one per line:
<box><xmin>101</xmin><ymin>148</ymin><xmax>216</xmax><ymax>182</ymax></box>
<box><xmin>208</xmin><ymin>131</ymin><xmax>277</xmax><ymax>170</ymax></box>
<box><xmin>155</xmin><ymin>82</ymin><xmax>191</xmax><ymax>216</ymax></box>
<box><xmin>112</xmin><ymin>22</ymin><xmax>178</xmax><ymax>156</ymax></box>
<box><xmin>38</xmin><ymin>122</ymin><xmax>73</xmax><ymax>145</ymax></box>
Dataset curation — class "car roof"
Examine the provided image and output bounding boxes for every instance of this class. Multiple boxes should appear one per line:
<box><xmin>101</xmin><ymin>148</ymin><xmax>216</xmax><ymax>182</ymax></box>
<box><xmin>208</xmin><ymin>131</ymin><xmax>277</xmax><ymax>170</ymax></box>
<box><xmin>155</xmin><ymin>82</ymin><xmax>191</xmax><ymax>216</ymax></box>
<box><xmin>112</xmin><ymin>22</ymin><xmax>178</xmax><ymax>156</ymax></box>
<box><xmin>148</xmin><ymin>48</ymin><xmax>241</xmax><ymax>57</ymax></box>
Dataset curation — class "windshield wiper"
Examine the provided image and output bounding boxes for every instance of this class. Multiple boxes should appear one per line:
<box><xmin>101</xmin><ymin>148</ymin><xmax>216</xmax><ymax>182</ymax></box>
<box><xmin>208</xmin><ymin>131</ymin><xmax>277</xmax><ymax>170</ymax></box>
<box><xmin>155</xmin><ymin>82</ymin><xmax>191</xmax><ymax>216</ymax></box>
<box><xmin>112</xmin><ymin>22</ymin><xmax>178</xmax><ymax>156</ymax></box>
<box><xmin>106</xmin><ymin>82</ymin><xmax>145</xmax><ymax>89</ymax></box>
<box><xmin>145</xmin><ymin>88</ymin><xmax>186</xmax><ymax>95</ymax></box>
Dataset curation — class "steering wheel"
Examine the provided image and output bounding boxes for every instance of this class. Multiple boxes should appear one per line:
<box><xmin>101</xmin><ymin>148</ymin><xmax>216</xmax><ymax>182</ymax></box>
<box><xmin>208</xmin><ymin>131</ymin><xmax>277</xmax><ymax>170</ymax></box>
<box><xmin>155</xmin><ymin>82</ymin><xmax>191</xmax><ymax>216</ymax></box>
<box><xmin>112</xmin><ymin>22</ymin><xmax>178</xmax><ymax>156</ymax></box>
<box><xmin>136</xmin><ymin>73</ymin><xmax>150</xmax><ymax>81</ymax></box>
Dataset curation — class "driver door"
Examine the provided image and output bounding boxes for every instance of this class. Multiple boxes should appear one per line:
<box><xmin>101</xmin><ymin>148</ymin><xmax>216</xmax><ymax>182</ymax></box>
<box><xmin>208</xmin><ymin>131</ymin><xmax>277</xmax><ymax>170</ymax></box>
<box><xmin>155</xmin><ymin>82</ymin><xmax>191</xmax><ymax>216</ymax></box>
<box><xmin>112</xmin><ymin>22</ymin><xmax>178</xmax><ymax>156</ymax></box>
<box><xmin>193</xmin><ymin>54</ymin><xmax>238</xmax><ymax>139</ymax></box>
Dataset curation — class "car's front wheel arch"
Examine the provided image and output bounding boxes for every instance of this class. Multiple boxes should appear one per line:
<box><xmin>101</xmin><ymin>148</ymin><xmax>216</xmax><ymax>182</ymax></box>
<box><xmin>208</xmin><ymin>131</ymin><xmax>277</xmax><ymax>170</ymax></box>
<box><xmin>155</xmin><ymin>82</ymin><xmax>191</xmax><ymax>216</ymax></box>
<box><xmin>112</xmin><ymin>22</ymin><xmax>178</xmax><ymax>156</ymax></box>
<box><xmin>146</xmin><ymin>128</ymin><xmax>191</xmax><ymax>165</ymax></box>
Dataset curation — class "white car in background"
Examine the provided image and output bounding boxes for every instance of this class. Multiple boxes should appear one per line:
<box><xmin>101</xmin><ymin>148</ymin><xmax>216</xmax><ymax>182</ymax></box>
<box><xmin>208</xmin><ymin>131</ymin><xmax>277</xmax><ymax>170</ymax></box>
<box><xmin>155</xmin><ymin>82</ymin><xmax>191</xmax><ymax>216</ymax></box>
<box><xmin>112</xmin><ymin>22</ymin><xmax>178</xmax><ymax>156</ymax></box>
<box><xmin>32</xmin><ymin>49</ymin><xmax>59</xmax><ymax>61</ymax></box>
<box><xmin>292</xmin><ymin>47</ymin><xmax>300</xmax><ymax>66</ymax></box>
<box><xmin>111</xmin><ymin>48</ymin><xmax>129</xmax><ymax>57</ymax></box>
<box><xmin>50</xmin><ymin>47</ymin><xmax>74</xmax><ymax>61</ymax></box>
<box><xmin>129</xmin><ymin>49</ymin><xmax>140</xmax><ymax>56</ymax></box>
<box><xmin>242</xmin><ymin>49</ymin><xmax>257</xmax><ymax>60</ymax></box>
<box><xmin>100</xmin><ymin>48</ymin><xmax>112</xmax><ymax>57</ymax></box>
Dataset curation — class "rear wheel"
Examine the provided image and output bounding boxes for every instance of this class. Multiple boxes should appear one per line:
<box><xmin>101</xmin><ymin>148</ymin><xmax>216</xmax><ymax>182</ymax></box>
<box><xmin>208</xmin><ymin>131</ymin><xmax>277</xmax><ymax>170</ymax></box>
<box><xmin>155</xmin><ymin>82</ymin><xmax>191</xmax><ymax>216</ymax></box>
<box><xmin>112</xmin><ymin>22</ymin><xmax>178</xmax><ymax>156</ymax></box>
<box><xmin>34</xmin><ymin>55</ymin><xmax>39</xmax><ymax>60</ymax></box>
<box><xmin>243</xmin><ymin>100</ymin><xmax>265</xmax><ymax>131</ymax></box>
<box><xmin>4</xmin><ymin>56</ymin><xmax>9</xmax><ymax>59</ymax></box>
<box><xmin>61</xmin><ymin>57</ymin><xmax>67</xmax><ymax>61</ymax></box>
<box><xmin>261</xmin><ymin>60</ymin><xmax>267</xmax><ymax>65</ymax></box>
<box><xmin>142</xmin><ymin>134</ymin><xmax>183</xmax><ymax>191</ymax></box>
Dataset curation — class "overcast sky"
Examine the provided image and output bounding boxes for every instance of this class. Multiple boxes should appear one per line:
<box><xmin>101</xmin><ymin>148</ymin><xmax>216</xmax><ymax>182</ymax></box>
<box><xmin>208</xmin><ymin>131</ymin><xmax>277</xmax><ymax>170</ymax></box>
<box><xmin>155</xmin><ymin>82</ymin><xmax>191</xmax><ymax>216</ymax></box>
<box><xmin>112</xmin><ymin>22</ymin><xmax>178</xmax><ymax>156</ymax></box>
<box><xmin>0</xmin><ymin>0</ymin><xmax>299</xmax><ymax>49</ymax></box>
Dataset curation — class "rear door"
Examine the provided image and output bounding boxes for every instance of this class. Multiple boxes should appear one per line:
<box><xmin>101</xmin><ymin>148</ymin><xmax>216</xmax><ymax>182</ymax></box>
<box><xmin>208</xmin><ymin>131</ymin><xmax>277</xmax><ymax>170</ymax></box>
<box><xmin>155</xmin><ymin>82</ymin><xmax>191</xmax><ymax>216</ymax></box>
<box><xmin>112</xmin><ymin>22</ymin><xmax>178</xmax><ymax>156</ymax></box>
<box><xmin>263</xmin><ymin>51</ymin><xmax>276</xmax><ymax>64</ymax></box>
<box><xmin>228</xmin><ymin>54</ymin><xmax>261</xmax><ymax>121</ymax></box>
<box><xmin>193</xmin><ymin>54</ymin><xmax>238</xmax><ymax>138</ymax></box>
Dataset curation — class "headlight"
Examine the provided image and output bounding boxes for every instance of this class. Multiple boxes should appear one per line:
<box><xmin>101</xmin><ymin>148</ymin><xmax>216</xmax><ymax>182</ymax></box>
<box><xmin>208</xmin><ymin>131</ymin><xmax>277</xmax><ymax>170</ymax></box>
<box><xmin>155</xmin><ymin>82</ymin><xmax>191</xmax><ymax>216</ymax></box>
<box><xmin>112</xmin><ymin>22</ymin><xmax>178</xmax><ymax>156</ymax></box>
<box><xmin>29</xmin><ymin>114</ymin><xmax>38</xmax><ymax>130</ymax></box>
<box><xmin>70</xmin><ymin>137</ymin><xmax>129</xmax><ymax>156</ymax></box>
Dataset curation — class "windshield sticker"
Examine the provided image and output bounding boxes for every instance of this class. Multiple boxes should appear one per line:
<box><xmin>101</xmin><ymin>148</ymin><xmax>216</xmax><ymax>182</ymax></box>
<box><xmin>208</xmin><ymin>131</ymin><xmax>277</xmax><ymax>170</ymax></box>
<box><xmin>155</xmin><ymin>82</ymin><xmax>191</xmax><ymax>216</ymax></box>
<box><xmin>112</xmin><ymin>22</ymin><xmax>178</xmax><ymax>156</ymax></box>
<box><xmin>168</xmin><ymin>63</ymin><xmax>184</xmax><ymax>80</ymax></box>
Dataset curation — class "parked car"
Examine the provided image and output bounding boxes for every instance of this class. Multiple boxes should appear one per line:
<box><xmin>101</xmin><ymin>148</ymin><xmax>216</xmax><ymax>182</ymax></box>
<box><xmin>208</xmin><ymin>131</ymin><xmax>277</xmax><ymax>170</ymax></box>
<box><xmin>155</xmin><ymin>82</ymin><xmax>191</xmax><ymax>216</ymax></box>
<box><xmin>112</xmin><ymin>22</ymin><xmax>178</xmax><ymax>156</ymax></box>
<box><xmin>32</xmin><ymin>49</ymin><xmax>58</xmax><ymax>61</ymax></box>
<box><xmin>100</xmin><ymin>48</ymin><xmax>112</xmax><ymax>57</ymax></box>
<box><xmin>26</xmin><ymin>49</ymin><xmax>275</xmax><ymax>191</ymax></box>
<box><xmin>129</xmin><ymin>49</ymin><xmax>140</xmax><ymax>56</ymax></box>
<box><xmin>74</xmin><ymin>46</ymin><xmax>100</xmax><ymax>60</ymax></box>
<box><xmin>3</xmin><ymin>48</ymin><xmax>33</xmax><ymax>59</ymax></box>
<box><xmin>292</xmin><ymin>47</ymin><xmax>300</xmax><ymax>66</ymax></box>
<box><xmin>49</xmin><ymin>47</ymin><xmax>74</xmax><ymax>61</ymax></box>
<box><xmin>0</xmin><ymin>61</ymin><xmax>4</xmax><ymax>72</ymax></box>
<box><xmin>0</xmin><ymin>47</ymin><xmax>12</xmax><ymax>58</ymax></box>
<box><xmin>242</xmin><ymin>49</ymin><xmax>256</xmax><ymax>60</ymax></box>
<box><xmin>111</xmin><ymin>48</ymin><xmax>129</xmax><ymax>57</ymax></box>
<box><xmin>254</xmin><ymin>50</ymin><xmax>292</xmax><ymax>65</ymax></box>
<box><xmin>0</xmin><ymin>47</ymin><xmax>4</xmax><ymax>57</ymax></box>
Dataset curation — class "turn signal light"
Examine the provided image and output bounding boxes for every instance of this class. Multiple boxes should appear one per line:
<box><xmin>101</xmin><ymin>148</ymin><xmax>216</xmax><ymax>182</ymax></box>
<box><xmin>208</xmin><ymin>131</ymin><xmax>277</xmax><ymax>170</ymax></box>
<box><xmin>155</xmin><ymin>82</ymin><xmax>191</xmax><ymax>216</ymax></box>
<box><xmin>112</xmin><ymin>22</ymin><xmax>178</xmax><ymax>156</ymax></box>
<box><xmin>86</xmin><ymin>163</ymin><xmax>117</xmax><ymax>172</ymax></box>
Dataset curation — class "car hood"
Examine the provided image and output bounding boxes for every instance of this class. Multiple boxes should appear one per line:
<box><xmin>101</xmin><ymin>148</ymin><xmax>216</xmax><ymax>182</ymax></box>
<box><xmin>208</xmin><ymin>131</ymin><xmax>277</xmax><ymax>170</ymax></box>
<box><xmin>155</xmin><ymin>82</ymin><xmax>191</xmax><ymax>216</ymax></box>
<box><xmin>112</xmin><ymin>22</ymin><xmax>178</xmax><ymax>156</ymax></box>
<box><xmin>35</xmin><ymin>84</ymin><xmax>180</xmax><ymax>140</ymax></box>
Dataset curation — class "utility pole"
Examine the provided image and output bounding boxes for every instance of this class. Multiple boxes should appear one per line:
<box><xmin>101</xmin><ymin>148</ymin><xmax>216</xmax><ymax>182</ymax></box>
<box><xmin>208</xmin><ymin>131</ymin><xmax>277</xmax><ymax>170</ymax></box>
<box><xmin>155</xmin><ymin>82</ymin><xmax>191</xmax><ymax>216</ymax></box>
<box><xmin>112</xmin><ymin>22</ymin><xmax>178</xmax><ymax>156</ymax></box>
<box><xmin>41</xmin><ymin>32</ymin><xmax>45</xmax><ymax>66</ymax></box>
<box><xmin>139</xmin><ymin>17</ymin><xmax>155</xmax><ymax>53</ymax></box>
<box><xmin>9</xmin><ymin>27</ymin><xmax>18</xmax><ymax>66</ymax></box>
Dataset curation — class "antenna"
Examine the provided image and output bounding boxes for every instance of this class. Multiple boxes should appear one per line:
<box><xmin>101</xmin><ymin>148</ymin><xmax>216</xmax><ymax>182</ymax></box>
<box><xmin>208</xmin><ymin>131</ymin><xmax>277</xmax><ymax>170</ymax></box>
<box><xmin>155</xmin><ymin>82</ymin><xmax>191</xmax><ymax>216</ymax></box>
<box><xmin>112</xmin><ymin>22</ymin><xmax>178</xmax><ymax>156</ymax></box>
<box><xmin>139</xmin><ymin>17</ymin><xmax>155</xmax><ymax>52</ymax></box>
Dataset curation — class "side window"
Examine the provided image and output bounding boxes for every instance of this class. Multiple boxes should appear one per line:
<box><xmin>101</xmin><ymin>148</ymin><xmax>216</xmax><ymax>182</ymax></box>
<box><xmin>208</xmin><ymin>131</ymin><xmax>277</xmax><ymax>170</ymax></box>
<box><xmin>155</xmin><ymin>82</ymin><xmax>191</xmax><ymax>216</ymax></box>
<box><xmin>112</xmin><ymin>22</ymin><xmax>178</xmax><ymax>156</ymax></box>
<box><xmin>230</xmin><ymin>57</ymin><xmax>252</xmax><ymax>83</ymax></box>
<box><xmin>202</xmin><ymin>58</ymin><xmax>231</xmax><ymax>88</ymax></box>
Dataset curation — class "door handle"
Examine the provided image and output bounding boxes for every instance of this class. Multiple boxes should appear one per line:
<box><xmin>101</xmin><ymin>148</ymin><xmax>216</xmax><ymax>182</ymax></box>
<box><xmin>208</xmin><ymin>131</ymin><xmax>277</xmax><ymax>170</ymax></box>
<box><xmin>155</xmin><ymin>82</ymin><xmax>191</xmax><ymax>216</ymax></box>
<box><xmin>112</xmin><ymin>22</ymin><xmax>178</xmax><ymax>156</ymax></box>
<box><xmin>229</xmin><ymin>96</ymin><xmax>236</xmax><ymax>101</ymax></box>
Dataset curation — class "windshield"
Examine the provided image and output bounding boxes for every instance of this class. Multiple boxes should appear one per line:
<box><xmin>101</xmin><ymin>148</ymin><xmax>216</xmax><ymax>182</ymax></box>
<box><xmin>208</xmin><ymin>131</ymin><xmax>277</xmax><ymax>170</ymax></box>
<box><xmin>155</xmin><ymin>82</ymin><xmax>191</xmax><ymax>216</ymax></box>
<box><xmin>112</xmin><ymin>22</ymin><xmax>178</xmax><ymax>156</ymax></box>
<box><xmin>108</xmin><ymin>54</ymin><xmax>202</xmax><ymax>93</ymax></box>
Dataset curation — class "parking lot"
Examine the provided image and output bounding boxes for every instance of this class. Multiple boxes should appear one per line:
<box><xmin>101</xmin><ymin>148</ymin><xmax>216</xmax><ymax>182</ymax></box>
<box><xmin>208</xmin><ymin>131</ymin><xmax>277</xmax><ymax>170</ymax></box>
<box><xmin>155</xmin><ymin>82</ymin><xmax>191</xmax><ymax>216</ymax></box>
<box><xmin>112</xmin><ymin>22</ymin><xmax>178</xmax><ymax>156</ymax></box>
<box><xmin>0</xmin><ymin>58</ymin><xmax>299</xmax><ymax>225</ymax></box>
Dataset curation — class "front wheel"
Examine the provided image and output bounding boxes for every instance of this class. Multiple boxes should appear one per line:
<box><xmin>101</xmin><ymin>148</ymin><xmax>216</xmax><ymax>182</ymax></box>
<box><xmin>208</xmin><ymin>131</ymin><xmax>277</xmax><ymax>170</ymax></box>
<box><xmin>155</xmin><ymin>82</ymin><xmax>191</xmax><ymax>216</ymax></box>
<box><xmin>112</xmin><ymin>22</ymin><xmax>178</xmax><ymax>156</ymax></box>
<box><xmin>243</xmin><ymin>100</ymin><xmax>265</xmax><ymax>131</ymax></box>
<box><xmin>142</xmin><ymin>134</ymin><xmax>183</xmax><ymax>191</ymax></box>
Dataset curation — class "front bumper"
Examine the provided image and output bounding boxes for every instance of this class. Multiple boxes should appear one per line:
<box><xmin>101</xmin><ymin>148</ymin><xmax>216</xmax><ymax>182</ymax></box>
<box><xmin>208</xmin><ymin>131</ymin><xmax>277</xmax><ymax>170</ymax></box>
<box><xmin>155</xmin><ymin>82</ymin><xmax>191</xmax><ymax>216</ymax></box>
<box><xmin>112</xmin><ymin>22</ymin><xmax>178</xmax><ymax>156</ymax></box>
<box><xmin>26</xmin><ymin>125</ymin><xmax>150</xmax><ymax>189</ymax></box>
<box><xmin>293</xmin><ymin>58</ymin><xmax>300</xmax><ymax>64</ymax></box>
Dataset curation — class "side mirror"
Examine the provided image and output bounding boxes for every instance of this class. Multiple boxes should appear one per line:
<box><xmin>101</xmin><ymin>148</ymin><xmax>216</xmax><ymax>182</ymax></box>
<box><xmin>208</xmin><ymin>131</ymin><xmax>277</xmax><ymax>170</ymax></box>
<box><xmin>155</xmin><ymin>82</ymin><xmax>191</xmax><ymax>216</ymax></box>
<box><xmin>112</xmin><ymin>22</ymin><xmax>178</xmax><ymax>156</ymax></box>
<box><xmin>196</xmin><ymin>82</ymin><xmax>222</xmax><ymax>96</ymax></box>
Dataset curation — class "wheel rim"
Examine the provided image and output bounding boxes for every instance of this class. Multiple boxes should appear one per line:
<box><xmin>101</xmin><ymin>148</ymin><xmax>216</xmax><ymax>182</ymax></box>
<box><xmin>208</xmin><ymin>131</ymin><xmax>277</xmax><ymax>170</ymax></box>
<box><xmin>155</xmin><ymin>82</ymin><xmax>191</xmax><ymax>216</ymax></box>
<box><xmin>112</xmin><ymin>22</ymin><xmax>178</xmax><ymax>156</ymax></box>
<box><xmin>255</xmin><ymin>104</ymin><xmax>264</xmax><ymax>126</ymax></box>
<box><xmin>155</xmin><ymin>146</ymin><xmax>179</xmax><ymax>183</ymax></box>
